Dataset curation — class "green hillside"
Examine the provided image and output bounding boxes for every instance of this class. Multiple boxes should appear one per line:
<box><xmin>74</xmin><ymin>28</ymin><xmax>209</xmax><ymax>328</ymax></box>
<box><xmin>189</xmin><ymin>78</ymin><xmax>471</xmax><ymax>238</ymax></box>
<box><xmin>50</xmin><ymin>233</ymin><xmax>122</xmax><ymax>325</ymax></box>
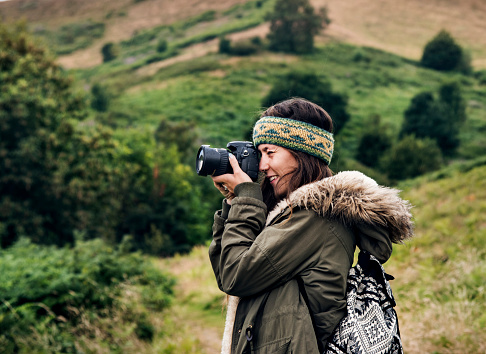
<box><xmin>1</xmin><ymin>0</ymin><xmax>485</xmax><ymax>352</ymax></box>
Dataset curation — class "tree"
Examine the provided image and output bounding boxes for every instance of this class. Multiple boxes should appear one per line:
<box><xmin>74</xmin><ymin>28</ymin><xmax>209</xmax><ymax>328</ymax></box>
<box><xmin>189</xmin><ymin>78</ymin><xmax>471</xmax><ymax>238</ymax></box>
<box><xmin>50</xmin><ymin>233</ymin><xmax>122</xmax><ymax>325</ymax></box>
<box><xmin>0</xmin><ymin>23</ymin><xmax>210</xmax><ymax>254</ymax></box>
<box><xmin>218</xmin><ymin>36</ymin><xmax>232</xmax><ymax>54</ymax></box>
<box><xmin>0</xmin><ymin>22</ymin><xmax>89</xmax><ymax>246</ymax></box>
<box><xmin>355</xmin><ymin>115</ymin><xmax>392</xmax><ymax>168</ymax></box>
<box><xmin>421</xmin><ymin>30</ymin><xmax>471</xmax><ymax>73</ymax></box>
<box><xmin>101</xmin><ymin>42</ymin><xmax>120</xmax><ymax>62</ymax></box>
<box><xmin>400</xmin><ymin>82</ymin><xmax>466</xmax><ymax>155</ymax></box>
<box><xmin>156</xmin><ymin>38</ymin><xmax>168</xmax><ymax>53</ymax></box>
<box><xmin>380</xmin><ymin>135</ymin><xmax>443</xmax><ymax>181</ymax></box>
<box><xmin>266</xmin><ymin>0</ymin><xmax>330</xmax><ymax>54</ymax></box>
<box><xmin>261</xmin><ymin>71</ymin><xmax>350</xmax><ymax>134</ymax></box>
<box><xmin>90</xmin><ymin>83</ymin><xmax>110</xmax><ymax>112</ymax></box>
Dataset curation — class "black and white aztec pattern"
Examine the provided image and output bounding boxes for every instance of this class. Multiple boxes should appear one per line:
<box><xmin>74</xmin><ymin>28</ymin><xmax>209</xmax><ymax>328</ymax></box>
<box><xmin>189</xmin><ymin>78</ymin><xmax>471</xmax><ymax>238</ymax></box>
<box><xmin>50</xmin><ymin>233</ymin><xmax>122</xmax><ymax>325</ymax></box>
<box><xmin>325</xmin><ymin>251</ymin><xmax>404</xmax><ymax>354</ymax></box>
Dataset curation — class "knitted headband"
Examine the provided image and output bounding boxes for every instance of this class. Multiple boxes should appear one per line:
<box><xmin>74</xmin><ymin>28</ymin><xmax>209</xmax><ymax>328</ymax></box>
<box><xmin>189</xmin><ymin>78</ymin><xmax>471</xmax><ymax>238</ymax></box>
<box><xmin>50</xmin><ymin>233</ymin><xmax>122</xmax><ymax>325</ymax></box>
<box><xmin>253</xmin><ymin>116</ymin><xmax>334</xmax><ymax>165</ymax></box>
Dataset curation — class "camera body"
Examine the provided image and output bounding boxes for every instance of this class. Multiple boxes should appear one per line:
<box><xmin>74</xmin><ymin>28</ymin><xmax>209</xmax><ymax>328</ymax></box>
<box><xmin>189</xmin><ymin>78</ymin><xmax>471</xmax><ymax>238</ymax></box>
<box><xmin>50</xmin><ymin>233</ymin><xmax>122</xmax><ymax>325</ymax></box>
<box><xmin>196</xmin><ymin>141</ymin><xmax>259</xmax><ymax>181</ymax></box>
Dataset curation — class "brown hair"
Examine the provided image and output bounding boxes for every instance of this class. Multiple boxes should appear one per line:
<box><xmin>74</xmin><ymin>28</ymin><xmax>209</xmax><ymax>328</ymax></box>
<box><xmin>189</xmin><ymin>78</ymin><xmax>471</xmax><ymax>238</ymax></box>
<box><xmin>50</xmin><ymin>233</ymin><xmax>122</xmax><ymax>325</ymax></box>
<box><xmin>259</xmin><ymin>98</ymin><xmax>334</xmax><ymax>211</ymax></box>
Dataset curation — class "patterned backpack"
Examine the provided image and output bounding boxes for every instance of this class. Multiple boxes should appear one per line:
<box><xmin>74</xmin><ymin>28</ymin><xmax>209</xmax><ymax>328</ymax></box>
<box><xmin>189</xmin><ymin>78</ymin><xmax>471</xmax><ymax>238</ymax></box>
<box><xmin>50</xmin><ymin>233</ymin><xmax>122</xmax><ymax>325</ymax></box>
<box><xmin>298</xmin><ymin>250</ymin><xmax>404</xmax><ymax>354</ymax></box>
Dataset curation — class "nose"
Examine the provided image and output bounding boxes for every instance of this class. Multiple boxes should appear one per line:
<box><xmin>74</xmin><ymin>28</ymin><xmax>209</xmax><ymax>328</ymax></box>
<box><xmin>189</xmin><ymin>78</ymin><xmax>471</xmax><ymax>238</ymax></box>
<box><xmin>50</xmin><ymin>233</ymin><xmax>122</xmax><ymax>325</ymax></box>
<box><xmin>259</xmin><ymin>155</ymin><xmax>269</xmax><ymax>172</ymax></box>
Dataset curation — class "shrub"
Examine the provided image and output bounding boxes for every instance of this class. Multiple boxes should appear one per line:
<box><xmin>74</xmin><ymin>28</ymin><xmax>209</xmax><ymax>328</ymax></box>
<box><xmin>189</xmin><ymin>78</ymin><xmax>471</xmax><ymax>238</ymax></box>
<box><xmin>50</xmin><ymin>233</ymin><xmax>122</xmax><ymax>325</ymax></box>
<box><xmin>230</xmin><ymin>38</ymin><xmax>261</xmax><ymax>56</ymax></box>
<box><xmin>219</xmin><ymin>36</ymin><xmax>232</xmax><ymax>54</ymax></box>
<box><xmin>90</xmin><ymin>83</ymin><xmax>110</xmax><ymax>112</ymax></box>
<box><xmin>380</xmin><ymin>135</ymin><xmax>443</xmax><ymax>180</ymax></box>
<box><xmin>156</xmin><ymin>38</ymin><xmax>168</xmax><ymax>53</ymax></box>
<box><xmin>421</xmin><ymin>30</ymin><xmax>471</xmax><ymax>73</ymax></box>
<box><xmin>101</xmin><ymin>42</ymin><xmax>120</xmax><ymax>62</ymax></box>
<box><xmin>355</xmin><ymin>115</ymin><xmax>392</xmax><ymax>168</ymax></box>
<box><xmin>0</xmin><ymin>237</ymin><xmax>174</xmax><ymax>351</ymax></box>
<box><xmin>400</xmin><ymin>81</ymin><xmax>466</xmax><ymax>155</ymax></box>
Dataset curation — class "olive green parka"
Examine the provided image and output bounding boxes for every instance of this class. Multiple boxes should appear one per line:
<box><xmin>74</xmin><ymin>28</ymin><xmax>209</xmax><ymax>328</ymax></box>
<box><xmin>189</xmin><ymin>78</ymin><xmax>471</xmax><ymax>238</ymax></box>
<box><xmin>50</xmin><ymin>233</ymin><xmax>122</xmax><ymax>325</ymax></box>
<box><xmin>209</xmin><ymin>171</ymin><xmax>413</xmax><ymax>354</ymax></box>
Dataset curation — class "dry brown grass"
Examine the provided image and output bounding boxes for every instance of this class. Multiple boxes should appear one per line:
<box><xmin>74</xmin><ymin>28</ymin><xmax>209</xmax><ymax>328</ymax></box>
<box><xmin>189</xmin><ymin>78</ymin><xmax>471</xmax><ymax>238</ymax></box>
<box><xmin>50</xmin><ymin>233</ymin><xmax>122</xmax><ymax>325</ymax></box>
<box><xmin>2</xmin><ymin>0</ymin><xmax>485</xmax><ymax>68</ymax></box>
<box><xmin>314</xmin><ymin>0</ymin><xmax>486</xmax><ymax>68</ymax></box>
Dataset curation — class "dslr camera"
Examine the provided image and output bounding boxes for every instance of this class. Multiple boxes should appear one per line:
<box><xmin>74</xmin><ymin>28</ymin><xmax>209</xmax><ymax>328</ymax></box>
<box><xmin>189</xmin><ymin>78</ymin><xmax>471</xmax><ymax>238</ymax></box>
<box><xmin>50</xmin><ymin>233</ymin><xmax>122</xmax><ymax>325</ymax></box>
<box><xmin>195</xmin><ymin>141</ymin><xmax>259</xmax><ymax>181</ymax></box>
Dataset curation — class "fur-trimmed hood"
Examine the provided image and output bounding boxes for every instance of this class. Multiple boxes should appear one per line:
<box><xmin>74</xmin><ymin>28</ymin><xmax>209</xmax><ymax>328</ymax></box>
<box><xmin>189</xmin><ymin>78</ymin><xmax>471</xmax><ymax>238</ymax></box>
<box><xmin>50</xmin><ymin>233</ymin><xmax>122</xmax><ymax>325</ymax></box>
<box><xmin>266</xmin><ymin>171</ymin><xmax>414</xmax><ymax>263</ymax></box>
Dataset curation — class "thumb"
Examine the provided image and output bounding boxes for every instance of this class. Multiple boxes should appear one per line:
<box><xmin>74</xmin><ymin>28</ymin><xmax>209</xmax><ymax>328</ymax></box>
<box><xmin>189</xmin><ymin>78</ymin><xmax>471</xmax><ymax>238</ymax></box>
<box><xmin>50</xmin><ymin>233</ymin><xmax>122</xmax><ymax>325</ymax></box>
<box><xmin>228</xmin><ymin>153</ymin><xmax>242</xmax><ymax>172</ymax></box>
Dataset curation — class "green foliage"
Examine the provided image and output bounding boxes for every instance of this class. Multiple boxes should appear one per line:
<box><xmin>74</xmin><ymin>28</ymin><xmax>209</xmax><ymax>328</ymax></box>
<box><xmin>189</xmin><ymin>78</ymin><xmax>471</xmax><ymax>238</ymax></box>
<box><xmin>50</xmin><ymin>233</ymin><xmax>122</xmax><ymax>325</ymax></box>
<box><xmin>355</xmin><ymin>115</ymin><xmax>392</xmax><ymax>168</ymax></box>
<box><xmin>219</xmin><ymin>36</ymin><xmax>232</xmax><ymax>54</ymax></box>
<box><xmin>266</xmin><ymin>0</ymin><xmax>330</xmax><ymax>53</ymax></box>
<box><xmin>0</xmin><ymin>22</ymin><xmax>88</xmax><ymax>247</ymax></box>
<box><xmin>421</xmin><ymin>30</ymin><xmax>471</xmax><ymax>73</ymax></box>
<box><xmin>400</xmin><ymin>81</ymin><xmax>466</xmax><ymax>155</ymax></box>
<box><xmin>229</xmin><ymin>38</ymin><xmax>262</xmax><ymax>56</ymax></box>
<box><xmin>156</xmin><ymin>38</ymin><xmax>168</xmax><ymax>53</ymax></box>
<box><xmin>0</xmin><ymin>237</ymin><xmax>174</xmax><ymax>351</ymax></box>
<box><xmin>90</xmin><ymin>83</ymin><xmax>110</xmax><ymax>112</ymax></box>
<box><xmin>380</xmin><ymin>135</ymin><xmax>443</xmax><ymax>180</ymax></box>
<box><xmin>1</xmin><ymin>22</ymin><xmax>211</xmax><ymax>255</ymax></box>
<box><xmin>101</xmin><ymin>42</ymin><xmax>120</xmax><ymax>62</ymax></box>
<box><xmin>261</xmin><ymin>71</ymin><xmax>350</xmax><ymax>134</ymax></box>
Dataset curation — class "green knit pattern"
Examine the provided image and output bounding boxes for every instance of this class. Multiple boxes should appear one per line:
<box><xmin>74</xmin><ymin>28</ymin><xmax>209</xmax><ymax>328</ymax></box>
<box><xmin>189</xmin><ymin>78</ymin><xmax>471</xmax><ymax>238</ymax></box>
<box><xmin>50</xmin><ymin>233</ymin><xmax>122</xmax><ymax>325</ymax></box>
<box><xmin>253</xmin><ymin>116</ymin><xmax>334</xmax><ymax>164</ymax></box>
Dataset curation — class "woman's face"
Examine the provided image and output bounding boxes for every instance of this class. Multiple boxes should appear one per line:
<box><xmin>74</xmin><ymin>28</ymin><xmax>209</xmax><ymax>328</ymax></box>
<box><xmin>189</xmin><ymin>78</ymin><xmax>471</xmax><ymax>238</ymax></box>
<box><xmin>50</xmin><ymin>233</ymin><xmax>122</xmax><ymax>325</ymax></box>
<box><xmin>258</xmin><ymin>144</ymin><xmax>299</xmax><ymax>198</ymax></box>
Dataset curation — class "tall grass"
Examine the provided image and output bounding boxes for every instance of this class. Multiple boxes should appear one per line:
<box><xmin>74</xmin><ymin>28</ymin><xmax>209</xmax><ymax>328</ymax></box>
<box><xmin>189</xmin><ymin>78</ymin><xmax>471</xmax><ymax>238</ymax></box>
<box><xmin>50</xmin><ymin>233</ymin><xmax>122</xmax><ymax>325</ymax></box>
<box><xmin>387</xmin><ymin>164</ymin><xmax>486</xmax><ymax>353</ymax></box>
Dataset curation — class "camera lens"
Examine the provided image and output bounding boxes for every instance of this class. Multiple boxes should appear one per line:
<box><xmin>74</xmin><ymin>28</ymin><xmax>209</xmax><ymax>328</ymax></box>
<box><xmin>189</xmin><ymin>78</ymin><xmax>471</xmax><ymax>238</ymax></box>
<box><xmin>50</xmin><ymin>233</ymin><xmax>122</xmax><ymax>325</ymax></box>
<box><xmin>196</xmin><ymin>149</ymin><xmax>204</xmax><ymax>172</ymax></box>
<box><xmin>195</xmin><ymin>145</ymin><xmax>230</xmax><ymax>176</ymax></box>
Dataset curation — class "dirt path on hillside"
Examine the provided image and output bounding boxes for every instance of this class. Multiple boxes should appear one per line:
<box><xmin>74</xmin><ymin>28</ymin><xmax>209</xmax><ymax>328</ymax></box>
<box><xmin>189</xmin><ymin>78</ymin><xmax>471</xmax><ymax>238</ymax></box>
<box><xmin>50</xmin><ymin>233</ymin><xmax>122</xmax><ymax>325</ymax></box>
<box><xmin>157</xmin><ymin>247</ymin><xmax>224</xmax><ymax>353</ymax></box>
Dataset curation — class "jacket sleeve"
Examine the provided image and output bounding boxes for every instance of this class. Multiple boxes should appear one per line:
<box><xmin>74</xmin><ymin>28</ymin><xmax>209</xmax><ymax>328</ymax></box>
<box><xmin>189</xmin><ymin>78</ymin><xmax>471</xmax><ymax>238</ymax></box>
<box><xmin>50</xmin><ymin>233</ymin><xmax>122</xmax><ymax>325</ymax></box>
<box><xmin>208</xmin><ymin>199</ymin><xmax>232</xmax><ymax>292</ymax></box>
<box><xmin>214</xmin><ymin>183</ymin><xmax>351</xmax><ymax>300</ymax></box>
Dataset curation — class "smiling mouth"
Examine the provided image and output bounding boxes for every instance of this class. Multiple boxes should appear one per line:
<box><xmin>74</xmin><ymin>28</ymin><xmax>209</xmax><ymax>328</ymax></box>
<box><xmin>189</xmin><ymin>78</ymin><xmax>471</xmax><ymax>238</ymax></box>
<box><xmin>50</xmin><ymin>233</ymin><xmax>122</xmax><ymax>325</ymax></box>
<box><xmin>268</xmin><ymin>176</ymin><xmax>277</xmax><ymax>183</ymax></box>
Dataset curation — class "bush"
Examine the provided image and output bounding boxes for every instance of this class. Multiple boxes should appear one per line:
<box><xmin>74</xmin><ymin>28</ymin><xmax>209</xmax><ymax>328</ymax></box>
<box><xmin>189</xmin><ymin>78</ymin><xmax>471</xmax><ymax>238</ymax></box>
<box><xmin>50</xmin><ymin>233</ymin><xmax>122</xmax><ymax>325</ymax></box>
<box><xmin>400</xmin><ymin>81</ymin><xmax>466</xmax><ymax>155</ymax></box>
<box><xmin>90</xmin><ymin>83</ymin><xmax>110</xmax><ymax>112</ymax></box>
<box><xmin>421</xmin><ymin>30</ymin><xmax>471</xmax><ymax>73</ymax></box>
<box><xmin>380</xmin><ymin>135</ymin><xmax>443</xmax><ymax>180</ymax></box>
<box><xmin>156</xmin><ymin>38</ymin><xmax>168</xmax><ymax>53</ymax></box>
<box><xmin>355</xmin><ymin>115</ymin><xmax>392</xmax><ymax>168</ymax></box>
<box><xmin>230</xmin><ymin>38</ymin><xmax>261</xmax><ymax>56</ymax></box>
<box><xmin>219</xmin><ymin>36</ymin><xmax>232</xmax><ymax>54</ymax></box>
<box><xmin>0</xmin><ymin>237</ymin><xmax>174</xmax><ymax>351</ymax></box>
<box><xmin>101</xmin><ymin>42</ymin><xmax>120</xmax><ymax>62</ymax></box>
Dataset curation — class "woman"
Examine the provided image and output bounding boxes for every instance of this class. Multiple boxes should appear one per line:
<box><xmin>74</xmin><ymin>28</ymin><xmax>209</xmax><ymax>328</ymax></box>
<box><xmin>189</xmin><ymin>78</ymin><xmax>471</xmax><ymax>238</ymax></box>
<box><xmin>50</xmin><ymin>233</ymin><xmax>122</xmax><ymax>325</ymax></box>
<box><xmin>209</xmin><ymin>98</ymin><xmax>413</xmax><ymax>353</ymax></box>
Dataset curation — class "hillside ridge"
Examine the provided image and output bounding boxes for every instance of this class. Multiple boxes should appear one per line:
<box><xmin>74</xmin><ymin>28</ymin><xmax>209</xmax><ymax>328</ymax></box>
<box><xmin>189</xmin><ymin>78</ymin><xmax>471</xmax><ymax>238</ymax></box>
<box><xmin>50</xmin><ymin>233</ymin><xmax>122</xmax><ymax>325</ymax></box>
<box><xmin>1</xmin><ymin>0</ymin><xmax>485</xmax><ymax>69</ymax></box>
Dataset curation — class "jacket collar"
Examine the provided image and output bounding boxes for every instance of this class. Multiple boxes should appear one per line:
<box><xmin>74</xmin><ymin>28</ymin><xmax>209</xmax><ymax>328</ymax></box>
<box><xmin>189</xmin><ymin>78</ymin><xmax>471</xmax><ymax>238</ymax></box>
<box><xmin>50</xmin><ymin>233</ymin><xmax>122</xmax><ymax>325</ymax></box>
<box><xmin>266</xmin><ymin>171</ymin><xmax>413</xmax><ymax>244</ymax></box>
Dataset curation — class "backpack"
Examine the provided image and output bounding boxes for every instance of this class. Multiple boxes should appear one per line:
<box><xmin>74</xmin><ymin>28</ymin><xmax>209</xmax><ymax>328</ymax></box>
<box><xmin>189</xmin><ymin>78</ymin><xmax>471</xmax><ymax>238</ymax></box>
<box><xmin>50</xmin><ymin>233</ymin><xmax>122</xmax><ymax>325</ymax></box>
<box><xmin>297</xmin><ymin>250</ymin><xmax>404</xmax><ymax>354</ymax></box>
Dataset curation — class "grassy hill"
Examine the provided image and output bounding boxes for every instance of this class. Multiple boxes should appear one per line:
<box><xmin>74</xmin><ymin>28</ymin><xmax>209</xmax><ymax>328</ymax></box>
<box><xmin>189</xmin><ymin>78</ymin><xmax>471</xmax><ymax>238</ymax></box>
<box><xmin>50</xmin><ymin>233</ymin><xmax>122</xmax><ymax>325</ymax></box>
<box><xmin>1</xmin><ymin>0</ymin><xmax>485</xmax><ymax>352</ymax></box>
<box><xmin>2</xmin><ymin>0</ymin><xmax>486</xmax><ymax>68</ymax></box>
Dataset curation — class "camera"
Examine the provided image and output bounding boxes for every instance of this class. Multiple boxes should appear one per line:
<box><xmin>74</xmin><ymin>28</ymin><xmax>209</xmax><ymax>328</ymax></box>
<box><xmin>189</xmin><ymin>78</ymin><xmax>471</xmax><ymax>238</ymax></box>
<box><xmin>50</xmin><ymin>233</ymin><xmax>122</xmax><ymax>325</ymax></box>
<box><xmin>196</xmin><ymin>141</ymin><xmax>259</xmax><ymax>181</ymax></box>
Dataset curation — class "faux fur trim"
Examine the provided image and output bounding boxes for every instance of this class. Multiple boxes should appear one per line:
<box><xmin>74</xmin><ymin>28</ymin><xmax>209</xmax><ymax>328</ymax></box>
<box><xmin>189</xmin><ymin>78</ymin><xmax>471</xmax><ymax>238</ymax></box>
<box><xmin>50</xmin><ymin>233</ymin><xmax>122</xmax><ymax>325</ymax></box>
<box><xmin>266</xmin><ymin>171</ymin><xmax>413</xmax><ymax>243</ymax></box>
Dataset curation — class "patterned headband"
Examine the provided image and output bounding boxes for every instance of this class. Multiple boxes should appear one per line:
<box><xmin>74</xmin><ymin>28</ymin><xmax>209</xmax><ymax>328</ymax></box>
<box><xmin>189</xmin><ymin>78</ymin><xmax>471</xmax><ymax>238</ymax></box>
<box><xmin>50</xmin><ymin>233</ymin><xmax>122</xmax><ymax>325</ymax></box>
<box><xmin>252</xmin><ymin>116</ymin><xmax>334</xmax><ymax>165</ymax></box>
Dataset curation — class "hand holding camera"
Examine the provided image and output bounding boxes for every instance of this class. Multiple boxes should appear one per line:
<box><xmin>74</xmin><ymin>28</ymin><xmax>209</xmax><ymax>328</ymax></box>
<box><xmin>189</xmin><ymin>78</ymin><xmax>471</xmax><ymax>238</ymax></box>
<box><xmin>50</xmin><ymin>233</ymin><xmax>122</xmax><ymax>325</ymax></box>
<box><xmin>196</xmin><ymin>141</ymin><xmax>259</xmax><ymax>199</ymax></box>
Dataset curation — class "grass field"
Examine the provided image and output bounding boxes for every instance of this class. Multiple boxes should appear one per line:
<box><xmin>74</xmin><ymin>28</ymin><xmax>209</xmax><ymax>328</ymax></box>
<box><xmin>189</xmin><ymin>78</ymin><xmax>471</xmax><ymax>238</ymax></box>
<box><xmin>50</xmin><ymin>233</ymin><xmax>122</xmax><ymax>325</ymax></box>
<box><xmin>1</xmin><ymin>0</ymin><xmax>485</xmax><ymax>352</ymax></box>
